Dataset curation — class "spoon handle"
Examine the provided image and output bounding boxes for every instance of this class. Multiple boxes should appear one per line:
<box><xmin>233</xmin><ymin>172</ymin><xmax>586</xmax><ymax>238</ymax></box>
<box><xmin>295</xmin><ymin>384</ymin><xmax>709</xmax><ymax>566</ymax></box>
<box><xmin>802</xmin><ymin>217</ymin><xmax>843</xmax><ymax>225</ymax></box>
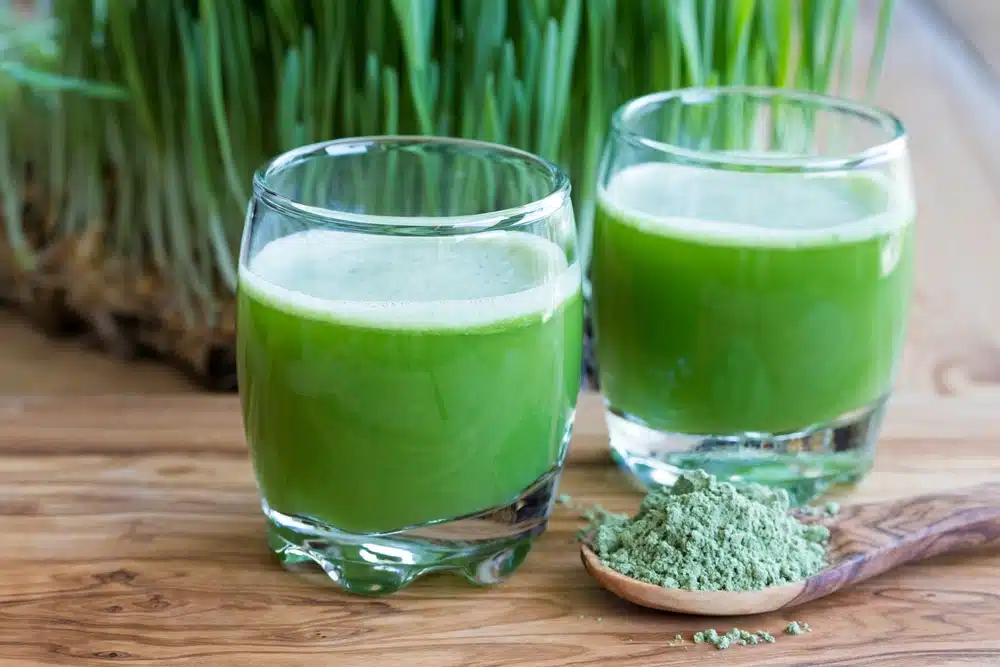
<box><xmin>794</xmin><ymin>482</ymin><xmax>1000</xmax><ymax>606</ymax></box>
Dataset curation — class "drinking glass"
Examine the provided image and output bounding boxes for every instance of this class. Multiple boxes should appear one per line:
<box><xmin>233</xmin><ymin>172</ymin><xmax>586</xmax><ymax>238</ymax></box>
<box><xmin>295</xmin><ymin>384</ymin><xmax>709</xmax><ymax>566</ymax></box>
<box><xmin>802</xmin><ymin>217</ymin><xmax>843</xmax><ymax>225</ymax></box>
<box><xmin>239</xmin><ymin>137</ymin><xmax>581</xmax><ymax>594</ymax></box>
<box><xmin>590</xmin><ymin>87</ymin><xmax>915</xmax><ymax>503</ymax></box>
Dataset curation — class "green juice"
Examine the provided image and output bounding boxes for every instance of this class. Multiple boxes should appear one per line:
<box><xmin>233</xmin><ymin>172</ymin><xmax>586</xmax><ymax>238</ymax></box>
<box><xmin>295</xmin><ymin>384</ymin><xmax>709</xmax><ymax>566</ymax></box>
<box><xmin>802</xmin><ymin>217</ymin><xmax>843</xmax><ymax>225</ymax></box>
<box><xmin>592</xmin><ymin>162</ymin><xmax>914</xmax><ymax>435</ymax></box>
<box><xmin>238</xmin><ymin>229</ymin><xmax>582</xmax><ymax>534</ymax></box>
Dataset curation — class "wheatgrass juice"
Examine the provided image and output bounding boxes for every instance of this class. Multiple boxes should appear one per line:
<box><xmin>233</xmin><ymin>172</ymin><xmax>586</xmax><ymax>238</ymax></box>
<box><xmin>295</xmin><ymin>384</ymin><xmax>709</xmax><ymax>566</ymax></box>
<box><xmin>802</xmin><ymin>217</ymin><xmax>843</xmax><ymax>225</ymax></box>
<box><xmin>239</xmin><ymin>228</ymin><xmax>582</xmax><ymax>534</ymax></box>
<box><xmin>591</xmin><ymin>162</ymin><xmax>914</xmax><ymax>499</ymax></box>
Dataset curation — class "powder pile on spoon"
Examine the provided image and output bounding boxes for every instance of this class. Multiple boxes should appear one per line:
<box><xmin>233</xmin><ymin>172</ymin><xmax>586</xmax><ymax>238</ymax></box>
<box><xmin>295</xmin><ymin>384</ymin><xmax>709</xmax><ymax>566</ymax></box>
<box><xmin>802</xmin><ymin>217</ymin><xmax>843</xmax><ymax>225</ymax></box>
<box><xmin>591</xmin><ymin>470</ymin><xmax>830</xmax><ymax>591</ymax></box>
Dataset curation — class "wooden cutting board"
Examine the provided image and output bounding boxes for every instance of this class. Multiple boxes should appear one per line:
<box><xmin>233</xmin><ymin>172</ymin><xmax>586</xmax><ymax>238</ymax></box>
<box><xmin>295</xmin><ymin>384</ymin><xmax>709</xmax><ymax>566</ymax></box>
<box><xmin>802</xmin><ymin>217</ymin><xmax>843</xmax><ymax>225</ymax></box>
<box><xmin>0</xmin><ymin>392</ymin><xmax>998</xmax><ymax>666</ymax></box>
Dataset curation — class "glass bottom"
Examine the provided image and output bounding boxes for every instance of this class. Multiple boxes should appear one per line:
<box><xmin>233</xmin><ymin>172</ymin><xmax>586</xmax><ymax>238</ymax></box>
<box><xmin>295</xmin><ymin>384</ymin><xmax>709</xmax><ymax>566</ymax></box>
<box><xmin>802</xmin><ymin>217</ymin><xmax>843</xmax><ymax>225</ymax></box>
<box><xmin>606</xmin><ymin>395</ymin><xmax>887</xmax><ymax>505</ymax></box>
<box><xmin>262</xmin><ymin>465</ymin><xmax>562</xmax><ymax>596</ymax></box>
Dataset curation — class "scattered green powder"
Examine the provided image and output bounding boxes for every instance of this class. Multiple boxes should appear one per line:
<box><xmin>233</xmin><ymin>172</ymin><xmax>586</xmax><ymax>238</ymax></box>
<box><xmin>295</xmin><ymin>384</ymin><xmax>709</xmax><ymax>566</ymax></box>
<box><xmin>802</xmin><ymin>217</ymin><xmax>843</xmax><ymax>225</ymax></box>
<box><xmin>693</xmin><ymin>628</ymin><xmax>719</xmax><ymax>646</ymax></box>
<box><xmin>691</xmin><ymin>628</ymin><xmax>791</xmax><ymax>650</ymax></box>
<box><xmin>578</xmin><ymin>506</ymin><xmax>626</xmax><ymax>542</ymax></box>
<box><xmin>585</xmin><ymin>504</ymin><xmax>627</xmax><ymax>525</ymax></box>
<box><xmin>591</xmin><ymin>470</ymin><xmax>829</xmax><ymax>591</ymax></box>
<box><xmin>798</xmin><ymin>500</ymin><xmax>842</xmax><ymax>518</ymax></box>
<box><xmin>558</xmin><ymin>493</ymin><xmax>628</xmax><ymax>542</ymax></box>
<box><xmin>785</xmin><ymin>621</ymin><xmax>811</xmax><ymax>635</ymax></box>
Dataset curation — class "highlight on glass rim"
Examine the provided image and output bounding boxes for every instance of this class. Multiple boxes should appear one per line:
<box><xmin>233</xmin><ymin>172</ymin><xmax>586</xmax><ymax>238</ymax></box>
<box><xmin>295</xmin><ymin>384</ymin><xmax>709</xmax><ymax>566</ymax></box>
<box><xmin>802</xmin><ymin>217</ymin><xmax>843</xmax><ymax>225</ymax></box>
<box><xmin>10</xmin><ymin>0</ymin><xmax>1000</xmax><ymax>663</ymax></box>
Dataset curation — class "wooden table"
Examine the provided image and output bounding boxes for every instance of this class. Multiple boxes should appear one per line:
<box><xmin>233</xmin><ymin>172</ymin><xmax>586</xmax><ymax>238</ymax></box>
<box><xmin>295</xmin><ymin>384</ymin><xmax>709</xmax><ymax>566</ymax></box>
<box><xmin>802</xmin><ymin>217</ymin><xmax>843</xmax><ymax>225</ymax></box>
<box><xmin>2</xmin><ymin>2</ymin><xmax>999</xmax><ymax>664</ymax></box>
<box><xmin>1</xmin><ymin>392</ymin><xmax>998</xmax><ymax>666</ymax></box>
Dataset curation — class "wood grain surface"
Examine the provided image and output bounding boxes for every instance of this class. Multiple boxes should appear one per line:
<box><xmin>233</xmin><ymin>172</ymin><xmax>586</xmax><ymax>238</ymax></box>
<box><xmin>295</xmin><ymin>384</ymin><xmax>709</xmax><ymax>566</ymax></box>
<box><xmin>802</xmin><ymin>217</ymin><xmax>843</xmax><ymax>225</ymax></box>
<box><xmin>0</xmin><ymin>392</ymin><xmax>998</xmax><ymax>666</ymax></box>
<box><xmin>792</xmin><ymin>481</ymin><xmax>1000</xmax><ymax>610</ymax></box>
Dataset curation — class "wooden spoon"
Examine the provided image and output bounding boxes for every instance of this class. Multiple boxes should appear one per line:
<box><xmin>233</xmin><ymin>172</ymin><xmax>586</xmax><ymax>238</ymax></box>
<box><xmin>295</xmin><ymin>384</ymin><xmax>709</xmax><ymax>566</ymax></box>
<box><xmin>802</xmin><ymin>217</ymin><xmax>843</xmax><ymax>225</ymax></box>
<box><xmin>581</xmin><ymin>482</ymin><xmax>1000</xmax><ymax>616</ymax></box>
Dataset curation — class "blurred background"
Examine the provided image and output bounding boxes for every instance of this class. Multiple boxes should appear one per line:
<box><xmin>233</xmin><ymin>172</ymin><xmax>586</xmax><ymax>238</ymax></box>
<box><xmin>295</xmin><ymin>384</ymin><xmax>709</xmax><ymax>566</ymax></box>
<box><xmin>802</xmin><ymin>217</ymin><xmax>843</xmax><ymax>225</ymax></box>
<box><xmin>0</xmin><ymin>0</ymin><xmax>996</xmax><ymax>399</ymax></box>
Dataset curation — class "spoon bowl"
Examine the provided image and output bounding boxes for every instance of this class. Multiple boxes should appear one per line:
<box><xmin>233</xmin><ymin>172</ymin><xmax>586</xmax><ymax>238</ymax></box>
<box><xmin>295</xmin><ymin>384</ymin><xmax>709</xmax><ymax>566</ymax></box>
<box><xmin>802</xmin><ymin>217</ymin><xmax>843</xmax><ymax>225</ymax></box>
<box><xmin>581</xmin><ymin>482</ymin><xmax>1000</xmax><ymax>616</ymax></box>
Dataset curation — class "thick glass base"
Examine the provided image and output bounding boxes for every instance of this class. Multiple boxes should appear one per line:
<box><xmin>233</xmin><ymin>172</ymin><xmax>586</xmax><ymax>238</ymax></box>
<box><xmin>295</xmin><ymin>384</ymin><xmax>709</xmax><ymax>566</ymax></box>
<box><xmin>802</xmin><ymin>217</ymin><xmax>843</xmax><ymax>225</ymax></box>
<box><xmin>262</xmin><ymin>466</ymin><xmax>561</xmax><ymax>596</ymax></box>
<box><xmin>607</xmin><ymin>396</ymin><xmax>887</xmax><ymax>505</ymax></box>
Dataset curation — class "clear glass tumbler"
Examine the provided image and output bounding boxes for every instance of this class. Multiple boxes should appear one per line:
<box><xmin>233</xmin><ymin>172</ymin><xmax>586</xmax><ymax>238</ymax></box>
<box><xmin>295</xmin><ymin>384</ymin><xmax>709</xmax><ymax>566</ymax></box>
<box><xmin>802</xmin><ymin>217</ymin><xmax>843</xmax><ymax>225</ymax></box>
<box><xmin>590</xmin><ymin>87</ymin><xmax>915</xmax><ymax>503</ymax></box>
<box><xmin>238</xmin><ymin>137</ymin><xmax>582</xmax><ymax>594</ymax></box>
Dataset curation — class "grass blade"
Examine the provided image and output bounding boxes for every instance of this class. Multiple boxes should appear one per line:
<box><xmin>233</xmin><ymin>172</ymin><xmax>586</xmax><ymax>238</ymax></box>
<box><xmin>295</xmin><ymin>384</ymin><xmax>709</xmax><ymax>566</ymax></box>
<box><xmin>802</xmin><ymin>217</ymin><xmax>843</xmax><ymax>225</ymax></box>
<box><xmin>201</xmin><ymin>0</ymin><xmax>249</xmax><ymax>207</ymax></box>
<box><xmin>867</xmin><ymin>0</ymin><xmax>896</xmax><ymax>100</ymax></box>
<box><xmin>672</xmin><ymin>0</ymin><xmax>704</xmax><ymax>85</ymax></box>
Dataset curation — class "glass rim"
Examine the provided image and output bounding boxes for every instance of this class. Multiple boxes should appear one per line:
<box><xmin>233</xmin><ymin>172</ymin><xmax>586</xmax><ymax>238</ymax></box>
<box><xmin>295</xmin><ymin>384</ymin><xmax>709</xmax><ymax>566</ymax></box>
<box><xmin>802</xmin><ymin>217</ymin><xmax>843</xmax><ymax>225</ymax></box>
<box><xmin>251</xmin><ymin>135</ymin><xmax>572</xmax><ymax>233</ymax></box>
<box><xmin>612</xmin><ymin>86</ymin><xmax>908</xmax><ymax>172</ymax></box>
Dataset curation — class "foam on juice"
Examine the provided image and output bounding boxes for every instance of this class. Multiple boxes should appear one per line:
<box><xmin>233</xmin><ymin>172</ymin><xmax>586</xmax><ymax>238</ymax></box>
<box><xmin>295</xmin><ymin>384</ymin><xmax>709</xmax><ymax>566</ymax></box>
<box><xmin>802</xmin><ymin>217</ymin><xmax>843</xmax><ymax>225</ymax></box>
<box><xmin>599</xmin><ymin>162</ymin><xmax>914</xmax><ymax>247</ymax></box>
<box><xmin>240</xmin><ymin>229</ymin><xmax>580</xmax><ymax>329</ymax></box>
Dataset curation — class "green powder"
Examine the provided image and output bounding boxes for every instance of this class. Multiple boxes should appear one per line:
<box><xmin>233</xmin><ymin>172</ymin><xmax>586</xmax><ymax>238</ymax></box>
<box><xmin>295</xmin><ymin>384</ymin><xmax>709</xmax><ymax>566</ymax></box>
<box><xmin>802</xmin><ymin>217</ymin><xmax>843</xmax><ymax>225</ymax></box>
<box><xmin>592</xmin><ymin>470</ymin><xmax>828</xmax><ymax>591</ymax></box>
<box><xmin>558</xmin><ymin>493</ymin><xmax>627</xmax><ymax>542</ymax></box>
<box><xmin>757</xmin><ymin>630</ymin><xmax>776</xmax><ymax>643</ymax></box>
<box><xmin>798</xmin><ymin>500</ymin><xmax>841</xmax><ymax>519</ymax></box>
<box><xmin>693</xmin><ymin>628</ymin><xmax>778</xmax><ymax>651</ymax></box>
<box><xmin>785</xmin><ymin>621</ymin><xmax>811</xmax><ymax>635</ymax></box>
